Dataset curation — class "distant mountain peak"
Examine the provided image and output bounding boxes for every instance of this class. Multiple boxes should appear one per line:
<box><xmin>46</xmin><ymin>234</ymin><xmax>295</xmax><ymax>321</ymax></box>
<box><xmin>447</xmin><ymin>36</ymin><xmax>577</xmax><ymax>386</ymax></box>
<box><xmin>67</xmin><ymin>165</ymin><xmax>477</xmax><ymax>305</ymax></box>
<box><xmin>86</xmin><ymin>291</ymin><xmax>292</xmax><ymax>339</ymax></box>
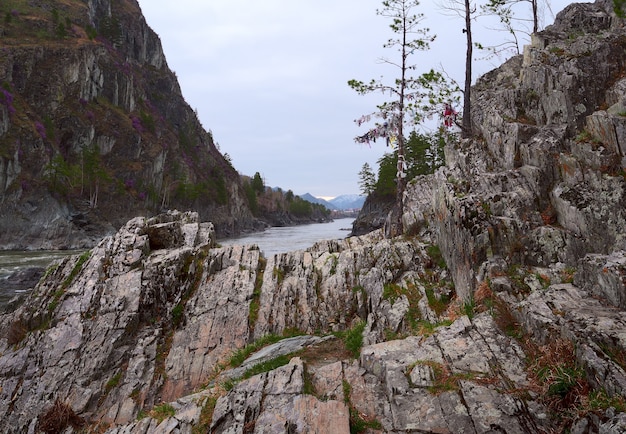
<box><xmin>300</xmin><ymin>193</ymin><xmax>365</xmax><ymax>210</ymax></box>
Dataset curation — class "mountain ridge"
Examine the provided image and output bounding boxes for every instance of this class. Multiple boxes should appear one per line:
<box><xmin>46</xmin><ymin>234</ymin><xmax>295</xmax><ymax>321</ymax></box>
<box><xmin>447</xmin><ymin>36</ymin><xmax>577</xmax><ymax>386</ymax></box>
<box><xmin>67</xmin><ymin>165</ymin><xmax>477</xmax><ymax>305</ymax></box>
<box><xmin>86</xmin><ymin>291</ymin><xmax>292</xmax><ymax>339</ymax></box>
<box><xmin>300</xmin><ymin>193</ymin><xmax>365</xmax><ymax>210</ymax></box>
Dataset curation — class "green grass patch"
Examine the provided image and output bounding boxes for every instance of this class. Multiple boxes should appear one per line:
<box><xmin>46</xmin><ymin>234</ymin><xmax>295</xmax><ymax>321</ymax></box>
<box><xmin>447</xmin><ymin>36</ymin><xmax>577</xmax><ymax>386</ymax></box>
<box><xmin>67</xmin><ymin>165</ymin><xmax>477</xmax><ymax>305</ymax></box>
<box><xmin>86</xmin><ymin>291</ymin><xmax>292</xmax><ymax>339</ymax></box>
<box><xmin>327</xmin><ymin>254</ymin><xmax>338</xmax><ymax>275</ymax></box>
<box><xmin>272</xmin><ymin>266</ymin><xmax>285</xmax><ymax>285</ymax></box>
<box><xmin>382</xmin><ymin>283</ymin><xmax>403</xmax><ymax>304</ymax></box>
<box><xmin>414</xmin><ymin>319</ymin><xmax>454</xmax><ymax>337</ymax></box>
<box><xmin>424</xmin><ymin>284</ymin><xmax>450</xmax><ymax>316</ymax></box>
<box><xmin>426</xmin><ymin>244</ymin><xmax>446</xmax><ymax>269</ymax></box>
<box><xmin>192</xmin><ymin>395</ymin><xmax>219</xmax><ymax>434</ymax></box>
<box><xmin>248</xmin><ymin>257</ymin><xmax>266</xmax><ymax>330</ymax></box>
<box><xmin>588</xmin><ymin>389</ymin><xmax>626</xmax><ymax>413</ymax></box>
<box><xmin>537</xmin><ymin>364</ymin><xmax>585</xmax><ymax>398</ymax></box>
<box><xmin>171</xmin><ymin>303</ymin><xmax>184</xmax><ymax>327</ymax></box>
<box><xmin>150</xmin><ymin>403</ymin><xmax>175</xmax><ymax>423</ymax></box>
<box><xmin>105</xmin><ymin>372</ymin><xmax>122</xmax><ymax>392</ymax></box>
<box><xmin>61</xmin><ymin>250</ymin><xmax>91</xmax><ymax>290</ymax></box>
<box><xmin>228</xmin><ymin>330</ymin><xmax>303</xmax><ymax>368</ymax></box>
<box><xmin>382</xmin><ymin>280</ymin><xmax>424</xmax><ymax>331</ymax></box>
<box><xmin>506</xmin><ymin>264</ymin><xmax>532</xmax><ymax>295</ymax></box>
<box><xmin>241</xmin><ymin>354</ymin><xmax>291</xmax><ymax>380</ymax></box>
<box><xmin>334</xmin><ymin>320</ymin><xmax>366</xmax><ymax>358</ymax></box>
<box><xmin>47</xmin><ymin>288</ymin><xmax>65</xmax><ymax>314</ymax></box>
<box><xmin>411</xmin><ymin>360</ymin><xmax>476</xmax><ymax>395</ymax></box>
<box><xmin>349</xmin><ymin>407</ymin><xmax>383</xmax><ymax>433</ymax></box>
<box><xmin>462</xmin><ymin>297</ymin><xmax>475</xmax><ymax>319</ymax></box>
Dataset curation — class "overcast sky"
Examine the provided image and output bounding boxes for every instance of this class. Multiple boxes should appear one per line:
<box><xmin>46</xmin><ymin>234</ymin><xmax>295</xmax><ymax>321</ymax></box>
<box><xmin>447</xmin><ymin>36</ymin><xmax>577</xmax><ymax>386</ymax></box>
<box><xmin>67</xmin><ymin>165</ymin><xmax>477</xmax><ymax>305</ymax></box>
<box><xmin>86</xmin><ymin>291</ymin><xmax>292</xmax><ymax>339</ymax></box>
<box><xmin>137</xmin><ymin>0</ymin><xmax>573</xmax><ymax>199</ymax></box>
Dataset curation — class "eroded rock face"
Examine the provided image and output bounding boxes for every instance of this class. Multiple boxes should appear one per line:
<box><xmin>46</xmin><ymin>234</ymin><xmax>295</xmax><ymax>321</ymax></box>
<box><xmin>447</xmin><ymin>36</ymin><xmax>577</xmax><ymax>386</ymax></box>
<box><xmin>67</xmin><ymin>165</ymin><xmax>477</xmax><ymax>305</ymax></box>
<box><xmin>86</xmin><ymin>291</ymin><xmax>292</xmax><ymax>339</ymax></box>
<box><xmin>0</xmin><ymin>209</ymin><xmax>451</xmax><ymax>432</ymax></box>
<box><xmin>0</xmin><ymin>0</ymin><xmax>255</xmax><ymax>249</ymax></box>
<box><xmin>1</xmin><ymin>1</ymin><xmax>626</xmax><ymax>433</ymax></box>
<box><xmin>424</xmin><ymin>0</ymin><xmax>626</xmax><ymax>301</ymax></box>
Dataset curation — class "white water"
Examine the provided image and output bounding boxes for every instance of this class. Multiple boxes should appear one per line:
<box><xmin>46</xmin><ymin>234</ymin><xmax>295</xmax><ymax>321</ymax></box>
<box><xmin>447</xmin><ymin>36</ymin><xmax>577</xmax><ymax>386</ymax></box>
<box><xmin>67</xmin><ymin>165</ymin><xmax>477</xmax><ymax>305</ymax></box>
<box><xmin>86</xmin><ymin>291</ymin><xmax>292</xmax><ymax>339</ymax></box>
<box><xmin>219</xmin><ymin>218</ymin><xmax>355</xmax><ymax>257</ymax></box>
<box><xmin>0</xmin><ymin>250</ymin><xmax>78</xmax><ymax>282</ymax></box>
<box><xmin>0</xmin><ymin>250</ymin><xmax>80</xmax><ymax>306</ymax></box>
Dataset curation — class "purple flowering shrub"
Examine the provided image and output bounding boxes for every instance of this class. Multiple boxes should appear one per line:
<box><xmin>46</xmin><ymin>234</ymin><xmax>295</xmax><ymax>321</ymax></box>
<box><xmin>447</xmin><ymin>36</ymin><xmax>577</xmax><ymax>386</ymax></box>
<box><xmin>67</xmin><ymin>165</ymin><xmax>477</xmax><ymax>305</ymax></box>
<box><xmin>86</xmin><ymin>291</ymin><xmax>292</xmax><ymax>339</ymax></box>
<box><xmin>35</xmin><ymin>121</ymin><xmax>46</xmax><ymax>139</ymax></box>
<box><xmin>0</xmin><ymin>88</ymin><xmax>16</xmax><ymax>115</ymax></box>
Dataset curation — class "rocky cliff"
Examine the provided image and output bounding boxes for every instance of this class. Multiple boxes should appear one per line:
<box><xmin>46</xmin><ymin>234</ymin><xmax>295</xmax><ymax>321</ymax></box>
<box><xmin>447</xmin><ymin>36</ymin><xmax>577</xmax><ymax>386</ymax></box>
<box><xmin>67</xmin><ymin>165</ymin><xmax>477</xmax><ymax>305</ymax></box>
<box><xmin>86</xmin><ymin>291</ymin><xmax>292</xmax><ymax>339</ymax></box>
<box><xmin>0</xmin><ymin>0</ymin><xmax>261</xmax><ymax>249</ymax></box>
<box><xmin>1</xmin><ymin>1</ymin><xmax>626</xmax><ymax>433</ymax></box>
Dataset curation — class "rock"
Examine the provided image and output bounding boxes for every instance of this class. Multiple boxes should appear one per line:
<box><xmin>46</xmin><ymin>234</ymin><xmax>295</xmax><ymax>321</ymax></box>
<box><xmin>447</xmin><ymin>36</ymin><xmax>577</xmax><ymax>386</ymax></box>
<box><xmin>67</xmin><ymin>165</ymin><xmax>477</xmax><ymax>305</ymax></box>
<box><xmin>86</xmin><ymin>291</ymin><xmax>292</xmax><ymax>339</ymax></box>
<box><xmin>1</xmin><ymin>1</ymin><xmax>626</xmax><ymax>433</ymax></box>
<box><xmin>351</xmin><ymin>192</ymin><xmax>395</xmax><ymax>236</ymax></box>
<box><xmin>211</xmin><ymin>358</ymin><xmax>350</xmax><ymax>434</ymax></box>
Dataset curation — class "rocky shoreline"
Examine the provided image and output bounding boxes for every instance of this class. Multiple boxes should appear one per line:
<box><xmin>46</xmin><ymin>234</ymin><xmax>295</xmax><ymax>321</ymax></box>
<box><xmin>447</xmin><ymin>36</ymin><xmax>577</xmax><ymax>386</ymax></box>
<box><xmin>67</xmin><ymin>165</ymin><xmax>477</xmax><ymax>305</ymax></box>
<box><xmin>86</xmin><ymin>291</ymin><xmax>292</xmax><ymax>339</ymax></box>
<box><xmin>1</xmin><ymin>1</ymin><xmax>626</xmax><ymax>433</ymax></box>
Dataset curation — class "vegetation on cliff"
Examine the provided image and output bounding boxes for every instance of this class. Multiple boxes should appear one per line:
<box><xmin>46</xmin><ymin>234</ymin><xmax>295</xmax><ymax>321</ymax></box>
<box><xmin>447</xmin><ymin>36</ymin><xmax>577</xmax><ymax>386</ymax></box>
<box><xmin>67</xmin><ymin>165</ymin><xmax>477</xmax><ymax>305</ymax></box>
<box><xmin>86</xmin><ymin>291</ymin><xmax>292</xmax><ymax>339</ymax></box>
<box><xmin>1</xmin><ymin>1</ymin><xmax>626</xmax><ymax>433</ymax></box>
<box><xmin>0</xmin><ymin>0</ymin><xmax>328</xmax><ymax>248</ymax></box>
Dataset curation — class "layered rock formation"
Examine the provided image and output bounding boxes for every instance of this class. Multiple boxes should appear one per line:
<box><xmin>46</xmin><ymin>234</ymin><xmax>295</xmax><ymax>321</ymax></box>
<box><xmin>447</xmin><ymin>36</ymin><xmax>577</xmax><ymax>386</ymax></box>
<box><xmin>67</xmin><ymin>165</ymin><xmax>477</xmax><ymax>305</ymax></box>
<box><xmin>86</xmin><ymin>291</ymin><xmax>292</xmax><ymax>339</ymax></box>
<box><xmin>1</xmin><ymin>1</ymin><xmax>626</xmax><ymax>433</ymax></box>
<box><xmin>0</xmin><ymin>0</ymin><xmax>258</xmax><ymax>248</ymax></box>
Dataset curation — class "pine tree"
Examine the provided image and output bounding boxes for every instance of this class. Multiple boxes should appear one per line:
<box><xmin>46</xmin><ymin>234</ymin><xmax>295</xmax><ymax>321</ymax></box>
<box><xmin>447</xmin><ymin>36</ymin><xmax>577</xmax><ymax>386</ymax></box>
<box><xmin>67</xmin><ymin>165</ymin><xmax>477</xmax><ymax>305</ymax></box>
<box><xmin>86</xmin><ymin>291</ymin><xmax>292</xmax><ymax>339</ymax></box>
<box><xmin>479</xmin><ymin>0</ymin><xmax>555</xmax><ymax>58</ymax></box>
<box><xmin>358</xmin><ymin>163</ymin><xmax>377</xmax><ymax>196</ymax></box>
<box><xmin>349</xmin><ymin>0</ymin><xmax>454</xmax><ymax>236</ymax></box>
<box><xmin>251</xmin><ymin>172</ymin><xmax>265</xmax><ymax>195</ymax></box>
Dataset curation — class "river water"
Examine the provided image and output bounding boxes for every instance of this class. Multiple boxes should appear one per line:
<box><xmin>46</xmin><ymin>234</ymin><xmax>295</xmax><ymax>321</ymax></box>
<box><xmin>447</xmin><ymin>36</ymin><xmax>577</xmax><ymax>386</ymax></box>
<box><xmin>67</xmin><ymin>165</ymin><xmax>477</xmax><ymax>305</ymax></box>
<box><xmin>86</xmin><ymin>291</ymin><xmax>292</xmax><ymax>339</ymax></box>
<box><xmin>219</xmin><ymin>218</ymin><xmax>355</xmax><ymax>257</ymax></box>
<box><xmin>0</xmin><ymin>219</ymin><xmax>355</xmax><ymax>306</ymax></box>
<box><xmin>0</xmin><ymin>250</ymin><xmax>80</xmax><ymax>307</ymax></box>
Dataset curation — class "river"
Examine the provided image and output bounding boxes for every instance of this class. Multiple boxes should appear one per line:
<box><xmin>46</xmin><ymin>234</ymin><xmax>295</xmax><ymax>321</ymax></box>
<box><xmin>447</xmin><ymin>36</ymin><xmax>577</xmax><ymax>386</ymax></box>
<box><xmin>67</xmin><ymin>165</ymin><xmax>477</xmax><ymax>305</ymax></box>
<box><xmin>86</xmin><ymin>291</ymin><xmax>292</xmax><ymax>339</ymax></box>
<box><xmin>0</xmin><ymin>219</ymin><xmax>355</xmax><ymax>307</ymax></box>
<box><xmin>0</xmin><ymin>250</ymin><xmax>80</xmax><ymax>307</ymax></box>
<box><xmin>219</xmin><ymin>218</ymin><xmax>355</xmax><ymax>256</ymax></box>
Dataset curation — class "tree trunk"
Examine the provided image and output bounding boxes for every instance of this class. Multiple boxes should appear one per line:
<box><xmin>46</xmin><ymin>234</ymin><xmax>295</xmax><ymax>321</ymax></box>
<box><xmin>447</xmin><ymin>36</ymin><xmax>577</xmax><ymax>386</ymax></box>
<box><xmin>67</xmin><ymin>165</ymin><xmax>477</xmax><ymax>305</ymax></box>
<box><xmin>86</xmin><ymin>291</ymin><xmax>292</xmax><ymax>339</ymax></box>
<box><xmin>462</xmin><ymin>0</ymin><xmax>473</xmax><ymax>139</ymax></box>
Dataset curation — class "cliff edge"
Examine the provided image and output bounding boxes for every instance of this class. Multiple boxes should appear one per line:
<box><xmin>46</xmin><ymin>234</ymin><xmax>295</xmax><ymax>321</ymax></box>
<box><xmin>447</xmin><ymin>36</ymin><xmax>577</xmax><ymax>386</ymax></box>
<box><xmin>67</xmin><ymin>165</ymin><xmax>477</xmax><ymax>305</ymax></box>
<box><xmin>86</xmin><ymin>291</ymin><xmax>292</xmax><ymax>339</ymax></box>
<box><xmin>0</xmin><ymin>0</ymin><xmax>259</xmax><ymax>248</ymax></box>
<box><xmin>0</xmin><ymin>1</ymin><xmax>625</xmax><ymax>433</ymax></box>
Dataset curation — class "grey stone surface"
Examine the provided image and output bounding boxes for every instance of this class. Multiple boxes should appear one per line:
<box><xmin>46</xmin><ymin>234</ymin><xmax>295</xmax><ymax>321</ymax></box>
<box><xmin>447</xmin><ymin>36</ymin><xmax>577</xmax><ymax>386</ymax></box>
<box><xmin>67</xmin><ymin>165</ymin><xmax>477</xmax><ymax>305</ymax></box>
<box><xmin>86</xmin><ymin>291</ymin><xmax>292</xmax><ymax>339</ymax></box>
<box><xmin>1</xmin><ymin>1</ymin><xmax>626</xmax><ymax>433</ymax></box>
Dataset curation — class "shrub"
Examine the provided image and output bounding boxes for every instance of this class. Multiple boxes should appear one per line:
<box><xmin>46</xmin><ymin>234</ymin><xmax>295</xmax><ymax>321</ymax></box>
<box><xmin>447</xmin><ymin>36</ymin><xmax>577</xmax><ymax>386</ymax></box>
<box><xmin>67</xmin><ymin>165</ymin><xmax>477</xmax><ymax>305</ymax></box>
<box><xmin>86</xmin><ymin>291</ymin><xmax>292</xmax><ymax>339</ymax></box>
<box><xmin>426</xmin><ymin>244</ymin><xmax>446</xmax><ymax>269</ymax></box>
<box><xmin>6</xmin><ymin>318</ymin><xmax>28</xmax><ymax>346</ymax></box>
<box><xmin>38</xmin><ymin>399</ymin><xmax>84</xmax><ymax>434</ymax></box>
<box><xmin>171</xmin><ymin>303</ymin><xmax>184</xmax><ymax>327</ymax></box>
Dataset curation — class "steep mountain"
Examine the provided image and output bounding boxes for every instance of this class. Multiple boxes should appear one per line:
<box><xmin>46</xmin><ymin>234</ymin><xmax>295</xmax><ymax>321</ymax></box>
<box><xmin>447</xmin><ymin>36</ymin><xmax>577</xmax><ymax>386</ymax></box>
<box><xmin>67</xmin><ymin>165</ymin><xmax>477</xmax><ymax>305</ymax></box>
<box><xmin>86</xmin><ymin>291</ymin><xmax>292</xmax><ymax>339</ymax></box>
<box><xmin>1</xmin><ymin>1</ymin><xmax>626</xmax><ymax>433</ymax></box>
<box><xmin>0</xmin><ymin>0</ymin><xmax>260</xmax><ymax>249</ymax></box>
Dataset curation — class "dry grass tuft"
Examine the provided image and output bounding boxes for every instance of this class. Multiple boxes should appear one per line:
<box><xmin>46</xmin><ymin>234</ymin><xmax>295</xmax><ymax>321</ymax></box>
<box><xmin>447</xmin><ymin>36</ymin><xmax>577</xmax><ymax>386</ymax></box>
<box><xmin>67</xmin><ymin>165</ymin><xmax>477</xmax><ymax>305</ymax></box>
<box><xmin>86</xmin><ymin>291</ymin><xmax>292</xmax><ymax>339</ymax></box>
<box><xmin>6</xmin><ymin>318</ymin><xmax>28</xmax><ymax>346</ymax></box>
<box><xmin>525</xmin><ymin>338</ymin><xmax>590</xmax><ymax>430</ymax></box>
<box><xmin>38</xmin><ymin>399</ymin><xmax>84</xmax><ymax>434</ymax></box>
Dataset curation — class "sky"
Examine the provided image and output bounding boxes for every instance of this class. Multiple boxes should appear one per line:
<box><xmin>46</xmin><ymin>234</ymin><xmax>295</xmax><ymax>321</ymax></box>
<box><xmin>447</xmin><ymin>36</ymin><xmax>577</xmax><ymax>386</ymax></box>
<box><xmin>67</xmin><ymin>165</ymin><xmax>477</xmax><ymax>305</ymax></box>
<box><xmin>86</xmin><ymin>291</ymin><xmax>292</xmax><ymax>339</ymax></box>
<box><xmin>137</xmin><ymin>0</ymin><xmax>573</xmax><ymax>199</ymax></box>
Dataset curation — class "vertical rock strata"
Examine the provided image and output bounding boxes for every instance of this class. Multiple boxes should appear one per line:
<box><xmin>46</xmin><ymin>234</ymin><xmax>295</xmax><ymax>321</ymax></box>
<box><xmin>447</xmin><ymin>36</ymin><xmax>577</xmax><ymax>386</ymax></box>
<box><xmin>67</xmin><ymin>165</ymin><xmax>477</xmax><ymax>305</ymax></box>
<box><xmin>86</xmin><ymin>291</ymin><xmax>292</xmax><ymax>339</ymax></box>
<box><xmin>1</xmin><ymin>1</ymin><xmax>626</xmax><ymax>433</ymax></box>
